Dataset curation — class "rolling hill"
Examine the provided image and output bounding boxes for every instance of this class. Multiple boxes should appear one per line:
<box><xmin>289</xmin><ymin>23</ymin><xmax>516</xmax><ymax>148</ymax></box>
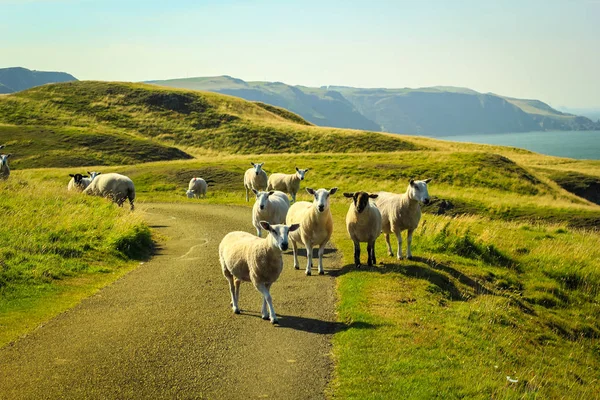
<box><xmin>148</xmin><ymin>76</ymin><xmax>600</xmax><ymax>135</ymax></box>
<box><xmin>0</xmin><ymin>67</ymin><xmax>77</xmax><ymax>93</ymax></box>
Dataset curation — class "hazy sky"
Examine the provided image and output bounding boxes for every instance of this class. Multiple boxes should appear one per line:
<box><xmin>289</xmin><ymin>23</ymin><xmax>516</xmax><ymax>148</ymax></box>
<box><xmin>2</xmin><ymin>0</ymin><xmax>599</xmax><ymax>107</ymax></box>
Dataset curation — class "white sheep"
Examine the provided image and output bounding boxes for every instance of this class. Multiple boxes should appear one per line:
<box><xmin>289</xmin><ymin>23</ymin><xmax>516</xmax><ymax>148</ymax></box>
<box><xmin>219</xmin><ymin>221</ymin><xmax>300</xmax><ymax>324</ymax></box>
<box><xmin>186</xmin><ymin>177</ymin><xmax>207</xmax><ymax>198</ymax></box>
<box><xmin>267</xmin><ymin>167</ymin><xmax>309</xmax><ymax>202</ymax></box>
<box><xmin>83</xmin><ymin>172</ymin><xmax>136</xmax><ymax>210</ymax></box>
<box><xmin>244</xmin><ymin>162</ymin><xmax>268</xmax><ymax>202</ymax></box>
<box><xmin>286</xmin><ymin>187</ymin><xmax>337</xmax><ymax>276</ymax></box>
<box><xmin>343</xmin><ymin>191</ymin><xmax>382</xmax><ymax>267</ymax></box>
<box><xmin>0</xmin><ymin>154</ymin><xmax>11</xmax><ymax>180</ymax></box>
<box><xmin>376</xmin><ymin>179</ymin><xmax>432</xmax><ymax>260</ymax></box>
<box><xmin>67</xmin><ymin>171</ymin><xmax>100</xmax><ymax>192</ymax></box>
<box><xmin>252</xmin><ymin>189</ymin><xmax>290</xmax><ymax>237</ymax></box>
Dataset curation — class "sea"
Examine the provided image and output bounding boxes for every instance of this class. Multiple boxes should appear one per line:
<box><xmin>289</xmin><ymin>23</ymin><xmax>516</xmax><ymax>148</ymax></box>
<box><xmin>433</xmin><ymin>130</ymin><xmax>600</xmax><ymax>160</ymax></box>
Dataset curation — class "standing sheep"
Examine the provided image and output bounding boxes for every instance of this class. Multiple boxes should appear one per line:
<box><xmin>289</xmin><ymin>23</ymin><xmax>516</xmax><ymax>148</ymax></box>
<box><xmin>0</xmin><ymin>154</ymin><xmax>11</xmax><ymax>180</ymax></box>
<box><xmin>244</xmin><ymin>162</ymin><xmax>268</xmax><ymax>202</ymax></box>
<box><xmin>251</xmin><ymin>189</ymin><xmax>290</xmax><ymax>237</ymax></box>
<box><xmin>186</xmin><ymin>177</ymin><xmax>207</xmax><ymax>198</ymax></box>
<box><xmin>83</xmin><ymin>172</ymin><xmax>136</xmax><ymax>210</ymax></box>
<box><xmin>67</xmin><ymin>173</ymin><xmax>89</xmax><ymax>191</ymax></box>
<box><xmin>343</xmin><ymin>191</ymin><xmax>382</xmax><ymax>267</ymax></box>
<box><xmin>286</xmin><ymin>187</ymin><xmax>337</xmax><ymax>276</ymax></box>
<box><xmin>267</xmin><ymin>167</ymin><xmax>309</xmax><ymax>202</ymax></box>
<box><xmin>219</xmin><ymin>221</ymin><xmax>300</xmax><ymax>324</ymax></box>
<box><xmin>376</xmin><ymin>178</ymin><xmax>432</xmax><ymax>260</ymax></box>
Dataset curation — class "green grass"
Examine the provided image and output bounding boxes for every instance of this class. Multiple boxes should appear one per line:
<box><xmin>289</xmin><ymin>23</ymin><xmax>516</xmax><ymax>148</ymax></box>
<box><xmin>0</xmin><ymin>178</ymin><xmax>152</xmax><ymax>347</ymax></box>
<box><xmin>545</xmin><ymin>169</ymin><xmax>600</xmax><ymax>205</ymax></box>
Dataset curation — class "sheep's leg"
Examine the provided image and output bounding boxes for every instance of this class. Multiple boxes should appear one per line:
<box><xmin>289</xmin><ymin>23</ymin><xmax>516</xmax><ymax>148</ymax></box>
<box><xmin>233</xmin><ymin>278</ymin><xmax>241</xmax><ymax>313</ymax></box>
<box><xmin>225</xmin><ymin>274</ymin><xmax>239</xmax><ymax>314</ymax></box>
<box><xmin>255</xmin><ymin>282</ymin><xmax>278</xmax><ymax>324</ymax></box>
<box><xmin>370</xmin><ymin>240</ymin><xmax>377</xmax><ymax>266</ymax></box>
<box><xmin>406</xmin><ymin>229</ymin><xmax>414</xmax><ymax>260</ymax></box>
<box><xmin>291</xmin><ymin>192</ymin><xmax>296</xmax><ymax>203</ymax></box>
<box><xmin>317</xmin><ymin>244</ymin><xmax>326</xmax><ymax>275</ymax></box>
<box><xmin>385</xmin><ymin>234</ymin><xmax>394</xmax><ymax>257</ymax></box>
<box><xmin>366</xmin><ymin>242</ymin><xmax>373</xmax><ymax>267</ymax></box>
<box><xmin>353</xmin><ymin>240</ymin><xmax>361</xmax><ymax>268</ymax></box>
<box><xmin>261</xmin><ymin>297</ymin><xmax>269</xmax><ymax>320</ymax></box>
<box><xmin>291</xmin><ymin>240</ymin><xmax>300</xmax><ymax>270</ymax></box>
<box><xmin>305</xmin><ymin>242</ymin><xmax>313</xmax><ymax>276</ymax></box>
<box><xmin>245</xmin><ymin>187</ymin><xmax>249</xmax><ymax>202</ymax></box>
<box><xmin>396</xmin><ymin>232</ymin><xmax>403</xmax><ymax>260</ymax></box>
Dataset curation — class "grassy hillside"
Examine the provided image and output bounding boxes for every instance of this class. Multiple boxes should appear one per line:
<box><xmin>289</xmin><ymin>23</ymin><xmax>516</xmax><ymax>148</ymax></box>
<box><xmin>148</xmin><ymin>76</ymin><xmax>600</xmax><ymax>135</ymax></box>
<box><xmin>0</xmin><ymin>81</ymin><xmax>420</xmax><ymax>163</ymax></box>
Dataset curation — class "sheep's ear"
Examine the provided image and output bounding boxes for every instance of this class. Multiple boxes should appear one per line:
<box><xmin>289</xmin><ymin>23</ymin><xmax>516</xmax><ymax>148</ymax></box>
<box><xmin>251</xmin><ymin>162</ymin><xmax>255</xmax><ymax>166</ymax></box>
<box><xmin>289</xmin><ymin>223</ymin><xmax>300</xmax><ymax>232</ymax></box>
<box><xmin>259</xmin><ymin>221</ymin><xmax>272</xmax><ymax>231</ymax></box>
<box><xmin>305</xmin><ymin>168</ymin><xmax>310</xmax><ymax>172</ymax></box>
<box><xmin>259</xmin><ymin>163</ymin><xmax>264</xmax><ymax>166</ymax></box>
<box><xmin>82</xmin><ymin>175</ymin><xmax>89</xmax><ymax>178</ymax></box>
<box><xmin>96</xmin><ymin>172</ymin><xmax>101</xmax><ymax>175</ymax></box>
<box><xmin>295</xmin><ymin>167</ymin><xmax>300</xmax><ymax>172</ymax></box>
<box><xmin>409</xmin><ymin>179</ymin><xmax>416</xmax><ymax>187</ymax></box>
<box><xmin>306</xmin><ymin>187</ymin><xmax>315</xmax><ymax>195</ymax></box>
<box><xmin>69</xmin><ymin>174</ymin><xmax>75</xmax><ymax>177</ymax></box>
<box><xmin>329</xmin><ymin>187</ymin><xmax>338</xmax><ymax>195</ymax></box>
<box><xmin>343</xmin><ymin>192</ymin><xmax>354</xmax><ymax>198</ymax></box>
<box><xmin>424</xmin><ymin>178</ymin><xmax>432</xmax><ymax>184</ymax></box>
<box><xmin>268</xmin><ymin>191</ymin><xmax>275</xmax><ymax>196</ymax></box>
<box><xmin>369</xmin><ymin>193</ymin><xmax>379</xmax><ymax>199</ymax></box>
<box><xmin>252</xmin><ymin>188</ymin><xmax>258</xmax><ymax>195</ymax></box>
<box><xmin>87</xmin><ymin>171</ymin><xmax>91</xmax><ymax>175</ymax></box>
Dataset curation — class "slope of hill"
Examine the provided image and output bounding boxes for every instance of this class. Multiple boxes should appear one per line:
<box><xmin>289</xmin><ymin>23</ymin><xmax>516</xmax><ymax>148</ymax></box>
<box><xmin>0</xmin><ymin>67</ymin><xmax>77</xmax><ymax>93</ymax></box>
<box><xmin>0</xmin><ymin>81</ymin><xmax>420</xmax><ymax>166</ymax></box>
<box><xmin>149</xmin><ymin>76</ymin><xmax>600</xmax><ymax>135</ymax></box>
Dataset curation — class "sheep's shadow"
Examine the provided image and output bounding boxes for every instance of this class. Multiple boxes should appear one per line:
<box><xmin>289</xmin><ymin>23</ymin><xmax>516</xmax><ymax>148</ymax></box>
<box><xmin>284</xmin><ymin>248</ymin><xmax>337</xmax><ymax>257</ymax></box>
<box><xmin>240</xmin><ymin>312</ymin><xmax>377</xmax><ymax>334</ymax></box>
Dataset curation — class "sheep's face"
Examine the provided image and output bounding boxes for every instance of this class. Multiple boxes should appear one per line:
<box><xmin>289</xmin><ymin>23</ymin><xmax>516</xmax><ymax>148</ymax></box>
<box><xmin>87</xmin><ymin>171</ymin><xmax>101</xmax><ymax>181</ymax></box>
<box><xmin>0</xmin><ymin>154</ymin><xmax>11</xmax><ymax>167</ymax></box>
<box><xmin>186</xmin><ymin>190</ymin><xmax>195</xmax><ymax>198</ymax></box>
<box><xmin>343</xmin><ymin>192</ymin><xmax>378</xmax><ymax>213</ymax></box>
<box><xmin>260</xmin><ymin>222</ymin><xmax>300</xmax><ymax>251</ymax></box>
<box><xmin>295</xmin><ymin>167</ymin><xmax>309</xmax><ymax>181</ymax></box>
<box><xmin>254</xmin><ymin>190</ymin><xmax>275</xmax><ymax>211</ymax></box>
<box><xmin>69</xmin><ymin>173</ymin><xmax>87</xmax><ymax>185</ymax></box>
<box><xmin>307</xmin><ymin>187</ymin><xmax>338</xmax><ymax>213</ymax></box>
<box><xmin>251</xmin><ymin>162</ymin><xmax>264</xmax><ymax>176</ymax></box>
<box><xmin>408</xmin><ymin>179</ymin><xmax>432</xmax><ymax>204</ymax></box>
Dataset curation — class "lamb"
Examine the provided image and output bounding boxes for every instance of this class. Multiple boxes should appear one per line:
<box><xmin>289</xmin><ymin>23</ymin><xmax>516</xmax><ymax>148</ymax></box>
<box><xmin>343</xmin><ymin>191</ymin><xmax>382</xmax><ymax>267</ymax></box>
<box><xmin>244</xmin><ymin>162</ymin><xmax>268</xmax><ymax>202</ymax></box>
<box><xmin>186</xmin><ymin>177</ymin><xmax>207</xmax><ymax>198</ymax></box>
<box><xmin>219</xmin><ymin>221</ymin><xmax>300</xmax><ymax>324</ymax></box>
<box><xmin>286</xmin><ymin>187</ymin><xmax>337</xmax><ymax>276</ymax></box>
<box><xmin>376</xmin><ymin>178</ymin><xmax>432</xmax><ymax>260</ymax></box>
<box><xmin>0</xmin><ymin>154</ymin><xmax>11</xmax><ymax>180</ymax></box>
<box><xmin>252</xmin><ymin>189</ymin><xmax>290</xmax><ymax>237</ymax></box>
<box><xmin>83</xmin><ymin>172</ymin><xmax>136</xmax><ymax>210</ymax></box>
<box><xmin>267</xmin><ymin>167</ymin><xmax>309</xmax><ymax>202</ymax></box>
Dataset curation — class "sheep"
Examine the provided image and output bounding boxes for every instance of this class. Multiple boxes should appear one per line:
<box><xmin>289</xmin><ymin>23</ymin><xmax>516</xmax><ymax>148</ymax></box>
<box><xmin>252</xmin><ymin>189</ymin><xmax>290</xmax><ymax>237</ymax></box>
<box><xmin>219</xmin><ymin>221</ymin><xmax>300</xmax><ymax>324</ymax></box>
<box><xmin>286</xmin><ymin>187</ymin><xmax>337</xmax><ymax>276</ymax></box>
<box><xmin>0</xmin><ymin>145</ymin><xmax>4</xmax><ymax>150</ymax></box>
<box><xmin>83</xmin><ymin>172</ymin><xmax>136</xmax><ymax>210</ymax></box>
<box><xmin>267</xmin><ymin>167</ymin><xmax>309</xmax><ymax>203</ymax></box>
<box><xmin>186</xmin><ymin>177</ymin><xmax>207</xmax><ymax>198</ymax></box>
<box><xmin>376</xmin><ymin>178</ymin><xmax>432</xmax><ymax>260</ymax></box>
<box><xmin>68</xmin><ymin>171</ymin><xmax>101</xmax><ymax>192</ymax></box>
<box><xmin>0</xmin><ymin>154</ymin><xmax>11</xmax><ymax>180</ymax></box>
<box><xmin>343</xmin><ymin>191</ymin><xmax>382</xmax><ymax>267</ymax></box>
<box><xmin>244</xmin><ymin>162</ymin><xmax>268</xmax><ymax>202</ymax></box>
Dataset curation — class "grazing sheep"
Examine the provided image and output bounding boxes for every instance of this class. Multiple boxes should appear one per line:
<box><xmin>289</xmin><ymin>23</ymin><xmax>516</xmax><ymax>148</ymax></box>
<box><xmin>286</xmin><ymin>187</ymin><xmax>337</xmax><ymax>276</ymax></box>
<box><xmin>343</xmin><ymin>192</ymin><xmax>382</xmax><ymax>267</ymax></box>
<box><xmin>67</xmin><ymin>173</ymin><xmax>89</xmax><ymax>191</ymax></box>
<box><xmin>186</xmin><ymin>177</ymin><xmax>208</xmax><ymax>198</ymax></box>
<box><xmin>219</xmin><ymin>221</ymin><xmax>300</xmax><ymax>324</ymax></box>
<box><xmin>83</xmin><ymin>172</ymin><xmax>136</xmax><ymax>210</ymax></box>
<box><xmin>376</xmin><ymin>179</ymin><xmax>432</xmax><ymax>260</ymax></box>
<box><xmin>252</xmin><ymin>189</ymin><xmax>290</xmax><ymax>237</ymax></box>
<box><xmin>267</xmin><ymin>167</ymin><xmax>309</xmax><ymax>202</ymax></box>
<box><xmin>0</xmin><ymin>154</ymin><xmax>11</xmax><ymax>180</ymax></box>
<box><xmin>244</xmin><ymin>162</ymin><xmax>268</xmax><ymax>202</ymax></box>
<box><xmin>81</xmin><ymin>171</ymin><xmax>101</xmax><ymax>188</ymax></box>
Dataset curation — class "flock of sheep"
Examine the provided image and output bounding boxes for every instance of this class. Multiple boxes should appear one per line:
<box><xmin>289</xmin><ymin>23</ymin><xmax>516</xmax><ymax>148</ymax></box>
<box><xmin>3</xmin><ymin>147</ymin><xmax>432</xmax><ymax>326</ymax></box>
<box><xmin>220</xmin><ymin>162</ymin><xmax>432</xmax><ymax>324</ymax></box>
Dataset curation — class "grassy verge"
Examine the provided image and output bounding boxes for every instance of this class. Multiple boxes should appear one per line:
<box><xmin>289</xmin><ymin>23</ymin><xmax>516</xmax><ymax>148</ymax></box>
<box><xmin>0</xmin><ymin>178</ymin><xmax>152</xmax><ymax>347</ymax></box>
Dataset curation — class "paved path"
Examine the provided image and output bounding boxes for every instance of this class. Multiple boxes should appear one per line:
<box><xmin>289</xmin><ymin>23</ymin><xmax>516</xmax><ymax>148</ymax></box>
<box><xmin>0</xmin><ymin>203</ymin><xmax>340</xmax><ymax>399</ymax></box>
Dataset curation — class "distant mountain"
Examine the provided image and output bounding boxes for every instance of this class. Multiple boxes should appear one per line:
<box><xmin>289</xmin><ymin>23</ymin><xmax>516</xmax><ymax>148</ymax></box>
<box><xmin>0</xmin><ymin>67</ymin><xmax>77</xmax><ymax>93</ymax></box>
<box><xmin>557</xmin><ymin>107</ymin><xmax>600</xmax><ymax>122</ymax></box>
<box><xmin>148</xmin><ymin>76</ymin><xmax>600</xmax><ymax>135</ymax></box>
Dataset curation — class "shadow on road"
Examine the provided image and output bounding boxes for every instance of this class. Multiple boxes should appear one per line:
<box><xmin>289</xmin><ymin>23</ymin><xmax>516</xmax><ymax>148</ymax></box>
<box><xmin>240</xmin><ymin>312</ymin><xmax>377</xmax><ymax>334</ymax></box>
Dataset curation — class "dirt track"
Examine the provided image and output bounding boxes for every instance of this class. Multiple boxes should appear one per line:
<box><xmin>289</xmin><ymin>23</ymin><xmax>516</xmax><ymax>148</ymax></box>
<box><xmin>0</xmin><ymin>203</ymin><xmax>340</xmax><ymax>399</ymax></box>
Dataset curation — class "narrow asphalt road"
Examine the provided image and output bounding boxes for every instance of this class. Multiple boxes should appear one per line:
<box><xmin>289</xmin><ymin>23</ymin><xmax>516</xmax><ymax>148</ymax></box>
<box><xmin>0</xmin><ymin>203</ymin><xmax>340</xmax><ymax>399</ymax></box>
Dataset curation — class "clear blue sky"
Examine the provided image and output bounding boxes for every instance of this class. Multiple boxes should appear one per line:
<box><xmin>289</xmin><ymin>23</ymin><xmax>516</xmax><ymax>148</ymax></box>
<box><xmin>2</xmin><ymin>0</ymin><xmax>599</xmax><ymax>107</ymax></box>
